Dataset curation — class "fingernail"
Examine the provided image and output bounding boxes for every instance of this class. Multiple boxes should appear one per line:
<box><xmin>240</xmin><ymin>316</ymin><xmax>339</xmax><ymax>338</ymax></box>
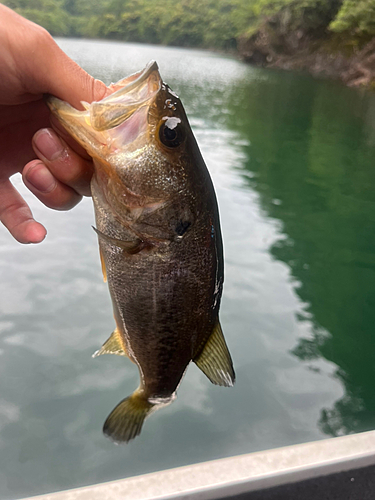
<box><xmin>26</xmin><ymin>163</ymin><xmax>57</xmax><ymax>193</ymax></box>
<box><xmin>93</xmin><ymin>79</ymin><xmax>109</xmax><ymax>100</ymax></box>
<box><xmin>34</xmin><ymin>129</ymin><xmax>65</xmax><ymax>161</ymax></box>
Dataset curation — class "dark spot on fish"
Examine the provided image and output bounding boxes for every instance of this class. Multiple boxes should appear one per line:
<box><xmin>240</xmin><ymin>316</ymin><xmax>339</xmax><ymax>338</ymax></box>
<box><xmin>175</xmin><ymin>220</ymin><xmax>191</xmax><ymax>236</ymax></box>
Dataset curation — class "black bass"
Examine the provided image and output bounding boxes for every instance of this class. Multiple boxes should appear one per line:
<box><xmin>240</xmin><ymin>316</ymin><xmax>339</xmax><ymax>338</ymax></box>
<box><xmin>47</xmin><ymin>61</ymin><xmax>235</xmax><ymax>443</ymax></box>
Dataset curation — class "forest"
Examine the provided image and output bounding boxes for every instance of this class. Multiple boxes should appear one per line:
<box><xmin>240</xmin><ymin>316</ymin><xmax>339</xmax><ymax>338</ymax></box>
<box><xmin>2</xmin><ymin>0</ymin><xmax>374</xmax><ymax>49</ymax></box>
<box><xmin>3</xmin><ymin>0</ymin><xmax>375</xmax><ymax>87</ymax></box>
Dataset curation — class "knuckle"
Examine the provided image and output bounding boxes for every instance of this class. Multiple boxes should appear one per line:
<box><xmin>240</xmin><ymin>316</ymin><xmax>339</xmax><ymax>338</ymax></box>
<box><xmin>57</xmin><ymin>194</ymin><xmax>82</xmax><ymax>211</ymax></box>
<box><xmin>25</xmin><ymin>22</ymin><xmax>53</xmax><ymax>51</ymax></box>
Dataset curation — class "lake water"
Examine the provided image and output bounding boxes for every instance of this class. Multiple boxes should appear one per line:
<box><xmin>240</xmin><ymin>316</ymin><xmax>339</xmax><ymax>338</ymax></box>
<box><xmin>1</xmin><ymin>39</ymin><xmax>375</xmax><ymax>499</ymax></box>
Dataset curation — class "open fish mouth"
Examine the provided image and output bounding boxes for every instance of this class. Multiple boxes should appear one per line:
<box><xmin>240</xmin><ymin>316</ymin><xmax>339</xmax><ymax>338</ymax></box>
<box><xmin>46</xmin><ymin>61</ymin><xmax>163</xmax><ymax>155</ymax></box>
<box><xmin>88</xmin><ymin>61</ymin><xmax>162</xmax><ymax>132</ymax></box>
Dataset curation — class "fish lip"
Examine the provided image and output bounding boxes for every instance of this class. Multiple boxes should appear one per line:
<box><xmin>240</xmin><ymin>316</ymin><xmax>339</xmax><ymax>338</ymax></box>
<box><xmin>102</xmin><ymin>60</ymin><xmax>161</xmax><ymax>102</ymax></box>
<box><xmin>89</xmin><ymin>61</ymin><xmax>162</xmax><ymax>132</ymax></box>
<box><xmin>115</xmin><ymin>60</ymin><xmax>159</xmax><ymax>96</ymax></box>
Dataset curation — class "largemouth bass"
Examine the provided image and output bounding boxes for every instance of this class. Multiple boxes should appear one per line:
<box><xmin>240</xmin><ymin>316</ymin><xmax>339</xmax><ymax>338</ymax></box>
<box><xmin>47</xmin><ymin>61</ymin><xmax>235</xmax><ymax>443</ymax></box>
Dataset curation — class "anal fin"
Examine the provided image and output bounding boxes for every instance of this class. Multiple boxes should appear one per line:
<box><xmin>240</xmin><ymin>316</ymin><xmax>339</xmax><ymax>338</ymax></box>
<box><xmin>194</xmin><ymin>321</ymin><xmax>235</xmax><ymax>387</ymax></box>
<box><xmin>93</xmin><ymin>327</ymin><xmax>127</xmax><ymax>358</ymax></box>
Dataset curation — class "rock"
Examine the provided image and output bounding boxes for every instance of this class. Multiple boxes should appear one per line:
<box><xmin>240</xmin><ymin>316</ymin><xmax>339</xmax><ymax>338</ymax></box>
<box><xmin>237</xmin><ymin>7</ymin><xmax>375</xmax><ymax>91</ymax></box>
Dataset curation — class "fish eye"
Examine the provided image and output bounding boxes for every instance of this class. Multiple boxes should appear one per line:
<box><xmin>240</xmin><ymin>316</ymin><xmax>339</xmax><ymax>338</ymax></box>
<box><xmin>159</xmin><ymin>117</ymin><xmax>185</xmax><ymax>148</ymax></box>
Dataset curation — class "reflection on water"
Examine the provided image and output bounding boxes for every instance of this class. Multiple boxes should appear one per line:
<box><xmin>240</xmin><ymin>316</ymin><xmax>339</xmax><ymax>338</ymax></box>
<box><xmin>0</xmin><ymin>39</ymin><xmax>374</xmax><ymax>499</ymax></box>
<box><xmin>225</xmin><ymin>72</ymin><xmax>375</xmax><ymax>437</ymax></box>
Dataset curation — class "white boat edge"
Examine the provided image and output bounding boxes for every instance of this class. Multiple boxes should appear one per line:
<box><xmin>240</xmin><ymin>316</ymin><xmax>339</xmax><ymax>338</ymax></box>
<box><xmin>21</xmin><ymin>430</ymin><xmax>375</xmax><ymax>500</ymax></box>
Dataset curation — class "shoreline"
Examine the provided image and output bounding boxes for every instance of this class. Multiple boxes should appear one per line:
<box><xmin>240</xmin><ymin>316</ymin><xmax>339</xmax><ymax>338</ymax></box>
<box><xmin>236</xmin><ymin>18</ymin><xmax>375</xmax><ymax>91</ymax></box>
<box><xmin>55</xmin><ymin>33</ymin><xmax>375</xmax><ymax>91</ymax></box>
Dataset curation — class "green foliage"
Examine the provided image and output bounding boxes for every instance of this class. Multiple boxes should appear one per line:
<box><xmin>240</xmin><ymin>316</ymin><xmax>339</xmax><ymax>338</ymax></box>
<box><xmin>2</xmin><ymin>0</ymin><xmax>374</xmax><ymax>47</ymax></box>
<box><xmin>4</xmin><ymin>0</ymin><xmax>71</xmax><ymax>35</ymax></box>
<box><xmin>330</xmin><ymin>0</ymin><xmax>375</xmax><ymax>36</ymax></box>
<box><xmin>14</xmin><ymin>8</ymin><xmax>69</xmax><ymax>34</ymax></box>
<box><xmin>246</xmin><ymin>0</ymin><xmax>343</xmax><ymax>32</ymax></box>
<box><xmin>82</xmin><ymin>0</ymin><xmax>243</xmax><ymax>48</ymax></box>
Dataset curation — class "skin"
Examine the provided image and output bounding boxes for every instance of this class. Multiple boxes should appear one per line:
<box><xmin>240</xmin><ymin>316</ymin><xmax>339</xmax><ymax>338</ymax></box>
<box><xmin>0</xmin><ymin>5</ymin><xmax>109</xmax><ymax>244</ymax></box>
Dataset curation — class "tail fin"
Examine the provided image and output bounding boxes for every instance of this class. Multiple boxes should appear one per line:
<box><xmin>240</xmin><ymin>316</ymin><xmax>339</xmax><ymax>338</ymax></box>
<box><xmin>103</xmin><ymin>390</ymin><xmax>154</xmax><ymax>443</ymax></box>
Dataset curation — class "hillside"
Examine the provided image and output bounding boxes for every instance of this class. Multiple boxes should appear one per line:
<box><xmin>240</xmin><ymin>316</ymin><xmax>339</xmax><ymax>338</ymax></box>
<box><xmin>3</xmin><ymin>0</ymin><xmax>375</xmax><ymax>89</ymax></box>
<box><xmin>237</xmin><ymin>0</ymin><xmax>375</xmax><ymax>89</ymax></box>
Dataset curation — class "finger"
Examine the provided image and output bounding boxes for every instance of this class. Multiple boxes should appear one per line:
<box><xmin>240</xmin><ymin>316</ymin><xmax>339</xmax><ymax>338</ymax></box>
<box><xmin>22</xmin><ymin>160</ymin><xmax>82</xmax><ymax>211</ymax></box>
<box><xmin>31</xmin><ymin>33</ymin><xmax>109</xmax><ymax>109</ymax></box>
<box><xmin>32</xmin><ymin>128</ymin><xmax>93</xmax><ymax>196</ymax></box>
<box><xmin>0</xmin><ymin>179</ymin><xmax>46</xmax><ymax>244</ymax></box>
<box><xmin>44</xmin><ymin>52</ymin><xmax>109</xmax><ymax>109</ymax></box>
<box><xmin>2</xmin><ymin>6</ymin><xmax>110</xmax><ymax>107</ymax></box>
<box><xmin>14</xmin><ymin>25</ymin><xmax>109</xmax><ymax>108</ymax></box>
<box><xmin>0</xmin><ymin>100</ymin><xmax>50</xmax><ymax>172</ymax></box>
<box><xmin>50</xmin><ymin>115</ymin><xmax>92</xmax><ymax>160</ymax></box>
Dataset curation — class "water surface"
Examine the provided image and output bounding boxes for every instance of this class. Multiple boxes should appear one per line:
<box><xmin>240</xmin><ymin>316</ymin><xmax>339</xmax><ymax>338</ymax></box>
<box><xmin>1</xmin><ymin>39</ymin><xmax>375</xmax><ymax>499</ymax></box>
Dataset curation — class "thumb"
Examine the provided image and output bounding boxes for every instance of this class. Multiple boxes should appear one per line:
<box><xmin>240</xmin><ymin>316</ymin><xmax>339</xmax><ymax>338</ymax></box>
<box><xmin>41</xmin><ymin>40</ymin><xmax>109</xmax><ymax>108</ymax></box>
<box><xmin>3</xmin><ymin>6</ymin><xmax>109</xmax><ymax>107</ymax></box>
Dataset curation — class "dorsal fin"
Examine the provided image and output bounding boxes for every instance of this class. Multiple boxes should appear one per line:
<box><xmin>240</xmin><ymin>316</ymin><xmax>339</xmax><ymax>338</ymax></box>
<box><xmin>194</xmin><ymin>321</ymin><xmax>235</xmax><ymax>387</ymax></box>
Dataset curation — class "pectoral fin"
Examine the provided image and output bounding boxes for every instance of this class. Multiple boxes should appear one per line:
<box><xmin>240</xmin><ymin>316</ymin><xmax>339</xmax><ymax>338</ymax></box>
<box><xmin>194</xmin><ymin>321</ymin><xmax>235</xmax><ymax>387</ymax></box>
<box><xmin>99</xmin><ymin>248</ymin><xmax>107</xmax><ymax>283</ymax></box>
<box><xmin>92</xmin><ymin>226</ymin><xmax>148</xmax><ymax>254</ymax></box>
<box><xmin>93</xmin><ymin>327</ymin><xmax>127</xmax><ymax>358</ymax></box>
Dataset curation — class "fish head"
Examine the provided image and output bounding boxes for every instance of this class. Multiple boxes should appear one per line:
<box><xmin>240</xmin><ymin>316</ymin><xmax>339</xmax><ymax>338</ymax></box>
<box><xmin>47</xmin><ymin>61</ymin><xmax>199</xmax><ymax>223</ymax></box>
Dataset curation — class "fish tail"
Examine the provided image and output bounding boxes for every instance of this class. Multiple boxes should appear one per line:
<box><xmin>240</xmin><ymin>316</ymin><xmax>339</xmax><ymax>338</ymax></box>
<box><xmin>103</xmin><ymin>389</ymin><xmax>155</xmax><ymax>443</ymax></box>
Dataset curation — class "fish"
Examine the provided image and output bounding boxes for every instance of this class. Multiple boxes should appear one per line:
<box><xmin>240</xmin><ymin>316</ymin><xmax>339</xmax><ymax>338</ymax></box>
<box><xmin>47</xmin><ymin>61</ymin><xmax>235</xmax><ymax>443</ymax></box>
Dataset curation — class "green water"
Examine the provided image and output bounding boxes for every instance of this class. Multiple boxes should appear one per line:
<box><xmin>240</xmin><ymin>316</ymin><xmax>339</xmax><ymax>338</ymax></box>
<box><xmin>226</xmin><ymin>72</ymin><xmax>375</xmax><ymax>437</ymax></box>
<box><xmin>1</xmin><ymin>40</ymin><xmax>375</xmax><ymax>499</ymax></box>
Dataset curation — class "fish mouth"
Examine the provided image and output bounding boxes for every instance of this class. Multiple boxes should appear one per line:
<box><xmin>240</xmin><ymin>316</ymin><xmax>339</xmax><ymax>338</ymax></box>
<box><xmin>89</xmin><ymin>61</ymin><xmax>162</xmax><ymax>132</ymax></box>
<box><xmin>110</xmin><ymin>60</ymin><xmax>160</xmax><ymax>95</ymax></box>
<box><xmin>45</xmin><ymin>61</ymin><xmax>163</xmax><ymax>159</ymax></box>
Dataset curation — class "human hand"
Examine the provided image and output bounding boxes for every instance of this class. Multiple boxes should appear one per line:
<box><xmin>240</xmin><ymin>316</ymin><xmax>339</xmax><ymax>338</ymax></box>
<box><xmin>0</xmin><ymin>5</ymin><xmax>109</xmax><ymax>244</ymax></box>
